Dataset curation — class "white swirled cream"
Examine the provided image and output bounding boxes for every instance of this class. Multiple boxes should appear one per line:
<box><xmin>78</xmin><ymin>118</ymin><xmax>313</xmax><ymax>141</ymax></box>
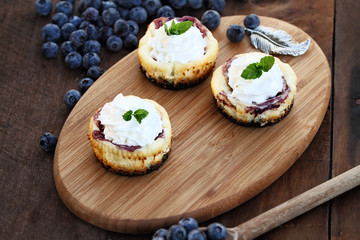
<box><xmin>228</xmin><ymin>53</ymin><xmax>284</xmax><ymax>105</ymax></box>
<box><xmin>148</xmin><ymin>20</ymin><xmax>207</xmax><ymax>64</ymax></box>
<box><xmin>97</xmin><ymin>94</ymin><xmax>163</xmax><ymax>147</ymax></box>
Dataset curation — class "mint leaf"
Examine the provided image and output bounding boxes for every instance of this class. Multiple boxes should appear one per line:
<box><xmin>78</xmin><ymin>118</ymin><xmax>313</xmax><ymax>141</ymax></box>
<box><xmin>122</xmin><ymin>110</ymin><xmax>133</xmax><ymax>121</ymax></box>
<box><xmin>133</xmin><ymin>109</ymin><xmax>149</xmax><ymax>124</ymax></box>
<box><xmin>259</xmin><ymin>56</ymin><xmax>275</xmax><ymax>72</ymax></box>
<box><xmin>163</xmin><ymin>20</ymin><xmax>193</xmax><ymax>36</ymax></box>
<box><xmin>241</xmin><ymin>56</ymin><xmax>275</xmax><ymax>80</ymax></box>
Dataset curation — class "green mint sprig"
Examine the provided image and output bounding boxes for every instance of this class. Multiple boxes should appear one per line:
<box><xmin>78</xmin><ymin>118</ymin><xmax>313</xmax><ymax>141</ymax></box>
<box><xmin>163</xmin><ymin>20</ymin><xmax>193</xmax><ymax>36</ymax></box>
<box><xmin>241</xmin><ymin>56</ymin><xmax>275</xmax><ymax>80</ymax></box>
<box><xmin>122</xmin><ymin>109</ymin><xmax>149</xmax><ymax>124</ymax></box>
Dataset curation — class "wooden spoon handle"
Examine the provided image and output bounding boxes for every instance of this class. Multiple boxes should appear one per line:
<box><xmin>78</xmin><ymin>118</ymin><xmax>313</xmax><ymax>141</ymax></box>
<box><xmin>227</xmin><ymin>165</ymin><xmax>360</xmax><ymax>240</ymax></box>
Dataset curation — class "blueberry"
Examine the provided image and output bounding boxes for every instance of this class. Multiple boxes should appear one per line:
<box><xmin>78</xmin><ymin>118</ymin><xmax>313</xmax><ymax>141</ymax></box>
<box><xmin>206</xmin><ymin>223</ymin><xmax>227</xmax><ymax>240</ymax></box>
<box><xmin>85</xmin><ymin>24</ymin><xmax>99</xmax><ymax>40</ymax></box>
<box><xmin>142</xmin><ymin>0</ymin><xmax>162</xmax><ymax>16</ymax></box>
<box><xmin>106</xmin><ymin>35</ymin><xmax>122</xmax><ymax>52</ymax></box>
<box><xmin>188</xmin><ymin>229</ymin><xmax>207</xmax><ymax>240</ymax></box>
<box><xmin>82</xmin><ymin>52</ymin><xmax>101</xmax><ymax>69</ymax></box>
<box><xmin>69</xmin><ymin>29</ymin><xmax>88</xmax><ymax>48</ymax></box>
<box><xmin>79</xmin><ymin>0</ymin><xmax>101</xmax><ymax>12</ymax></box>
<box><xmin>64</xmin><ymin>89</ymin><xmax>81</xmax><ymax>108</ymax></box>
<box><xmin>65</xmin><ymin>51</ymin><xmax>82</xmax><ymax>69</ymax></box>
<box><xmin>41</xmin><ymin>23</ymin><xmax>61</xmax><ymax>42</ymax></box>
<box><xmin>156</xmin><ymin>5</ymin><xmax>175</xmax><ymax>18</ymax></box>
<box><xmin>102</xmin><ymin>7</ymin><xmax>121</xmax><ymax>26</ymax></box>
<box><xmin>123</xmin><ymin>34</ymin><xmax>138</xmax><ymax>49</ymax></box>
<box><xmin>79</xmin><ymin>77</ymin><xmax>94</xmax><ymax>94</ymax></box>
<box><xmin>98</xmin><ymin>26</ymin><xmax>113</xmax><ymax>44</ymax></box>
<box><xmin>62</xmin><ymin>0</ymin><xmax>76</xmax><ymax>4</ymax></box>
<box><xmin>188</xmin><ymin>0</ymin><xmax>203</xmax><ymax>10</ymax></box>
<box><xmin>201</xmin><ymin>10</ymin><xmax>221</xmax><ymax>31</ymax></box>
<box><xmin>61</xmin><ymin>22</ymin><xmax>76</xmax><ymax>40</ymax></box>
<box><xmin>34</xmin><ymin>0</ymin><xmax>53</xmax><ymax>17</ymax></box>
<box><xmin>117</xmin><ymin>0</ymin><xmax>141</xmax><ymax>9</ymax></box>
<box><xmin>113</xmin><ymin>19</ymin><xmax>129</xmax><ymax>37</ymax></box>
<box><xmin>79</xmin><ymin>20</ymin><xmax>91</xmax><ymax>30</ymax></box>
<box><xmin>167</xmin><ymin>225</ymin><xmax>186</xmax><ymax>240</ymax></box>
<box><xmin>178</xmin><ymin>217</ymin><xmax>198</xmax><ymax>233</ymax></box>
<box><xmin>60</xmin><ymin>41</ymin><xmax>77</xmax><ymax>55</ymax></box>
<box><xmin>129</xmin><ymin>6</ymin><xmax>147</xmax><ymax>24</ymax></box>
<box><xmin>55</xmin><ymin>1</ymin><xmax>73</xmax><ymax>16</ymax></box>
<box><xmin>82</xmin><ymin>7</ymin><xmax>99</xmax><ymax>22</ymax></box>
<box><xmin>87</xmin><ymin>65</ymin><xmax>104</xmax><ymax>80</ymax></box>
<box><xmin>101</xmin><ymin>1</ymin><xmax>117</xmax><ymax>12</ymax></box>
<box><xmin>207</xmin><ymin>0</ymin><xmax>225</xmax><ymax>13</ymax></box>
<box><xmin>118</xmin><ymin>7</ymin><xmax>130</xmax><ymax>19</ymax></box>
<box><xmin>226</xmin><ymin>24</ymin><xmax>245</xmax><ymax>42</ymax></box>
<box><xmin>41</xmin><ymin>41</ymin><xmax>59</xmax><ymax>58</ymax></box>
<box><xmin>83</xmin><ymin>40</ymin><xmax>101</xmax><ymax>54</ymax></box>
<box><xmin>68</xmin><ymin>16</ymin><xmax>82</xmax><ymax>28</ymax></box>
<box><xmin>52</xmin><ymin>12</ymin><xmax>68</xmax><ymax>28</ymax></box>
<box><xmin>168</xmin><ymin>0</ymin><xmax>186</xmax><ymax>9</ymax></box>
<box><xmin>244</xmin><ymin>14</ymin><xmax>260</xmax><ymax>29</ymax></box>
<box><xmin>39</xmin><ymin>132</ymin><xmax>58</xmax><ymax>152</ymax></box>
<box><xmin>126</xmin><ymin>20</ymin><xmax>139</xmax><ymax>35</ymax></box>
<box><xmin>153</xmin><ymin>228</ymin><xmax>168</xmax><ymax>239</ymax></box>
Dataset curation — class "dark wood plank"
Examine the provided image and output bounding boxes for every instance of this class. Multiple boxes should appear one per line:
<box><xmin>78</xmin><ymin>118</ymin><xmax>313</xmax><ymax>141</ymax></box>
<box><xmin>0</xmin><ymin>0</ymin><xmax>334</xmax><ymax>239</ymax></box>
<box><xmin>332</xmin><ymin>0</ymin><xmax>360</xmax><ymax>239</ymax></box>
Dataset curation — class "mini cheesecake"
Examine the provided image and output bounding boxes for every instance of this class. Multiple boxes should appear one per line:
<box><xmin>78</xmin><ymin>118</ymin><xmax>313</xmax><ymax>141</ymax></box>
<box><xmin>211</xmin><ymin>52</ymin><xmax>297</xmax><ymax>127</ymax></box>
<box><xmin>88</xmin><ymin>94</ymin><xmax>172</xmax><ymax>175</ymax></box>
<box><xmin>138</xmin><ymin>16</ymin><xmax>219</xmax><ymax>89</ymax></box>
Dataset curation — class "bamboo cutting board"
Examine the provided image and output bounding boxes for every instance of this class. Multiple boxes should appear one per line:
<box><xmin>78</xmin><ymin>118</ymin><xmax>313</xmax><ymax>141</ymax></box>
<box><xmin>54</xmin><ymin>16</ymin><xmax>331</xmax><ymax>234</ymax></box>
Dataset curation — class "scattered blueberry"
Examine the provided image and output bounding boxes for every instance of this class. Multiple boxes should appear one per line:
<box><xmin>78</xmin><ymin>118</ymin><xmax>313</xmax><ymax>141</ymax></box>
<box><xmin>52</xmin><ymin>12</ymin><xmax>68</xmax><ymax>27</ymax></box>
<box><xmin>188</xmin><ymin>229</ymin><xmax>207</xmax><ymax>240</ymax></box>
<box><xmin>152</xmin><ymin>228</ymin><xmax>168</xmax><ymax>239</ymax></box>
<box><xmin>82</xmin><ymin>52</ymin><xmax>101</xmax><ymax>69</ymax></box>
<box><xmin>207</xmin><ymin>0</ymin><xmax>225</xmax><ymax>13</ymax></box>
<box><xmin>142</xmin><ymin>0</ymin><xmax>162</xmax><ymax>16</ymax></box>
<box><xmin>78</xmin><ymin>77</ymin><xmax>94</xmax><ymax>94</ymax></box>
<box><xmin>60</xmin><ymin>41</ymin><xmax>77</xmax><ymax>55</ymax></box>
<box><xmin>201</xmin><ymin>10</ymin><xmax>221</xmax><ymax>31</ymax></box>
<box><xmin>39</xmin><ymin>132</ymin><xmax>58</xmax><ymax>152</ymax></box>
<box><xmin>41</xmin><ymin>41</ymin><xmax>59</xmax><ymax>58</ymax></box>
<box><xmin>55</xmin><ymin>0</ymin><xmax>73</xmax><ymax>16</ymax></box>
<box><xmin>82</xmin><ymin>7</ymin><xmax>99</xmax><ymax>22</ymax></box>
<box><xmin>87</xmin><ymin>65</ymin><xmax>104</xmax><ymax>80</ymax></box>
<box><xmin>129</xmin><ymin>6</ymin><xmax>147</xmax><ymax>24</ymax></box>
<box><xmin>85</xmin><ymin>24</ymin><xmax>99</xmax><ymax>40</ymax></box>
<box><xmin>117</xmin><ymin>0</ymin><xmax>141</xmax><ymax>9</ymax></box>
<box><xmin>61</xmin><ymin>22</ymin><xmax>76</xmax><ymax>40</ymax></box>
<box><xmin>206</xmin><ymin>223</ymin><xmax>227</xmax><ymax>240</ymax></box>
<box><xmin>65</xmin><ymin>51</ymin><xmax>82</xmax><ymax>69</ymax></box>
<box><xmin>106</xmin><ymin>35</ymin><xmax>123</xmax><ymax>52</ymax></box>
<box><xmin>226</xmin><ymin>24</ymin><xmax>245</xmax><ymax>42</ymax></box>
<box><xmin>101</xmin><ymin>1</ymin><xmax>117</xmax><ymax>12</ymax></box>
<box><xmin>126</xmin><ymin>20</ymin><xmax>139</xmax><ymax>35</ymax></box>
<box><xmin>123</xmin><ymin>34</ymin><xmax>138</xmax><ymax>49</ymax></box>
<box><xmin>167</xmin><ymin>225</ymin><xmax>187</xmax><ymax>240</ymax></box>
<box><xmin>102</xmin><ymin>7</ymin><xmax>121</xmax><ymax>26</ymax></box>
<box><xmin>64</xmin><ymin>89</ymin><xmax>81</xmax><ymax>108</ymax></box>
<box><xmin>188</xmin><ymin>0</ymin><xmax>203</xmax><ymax>10</ymax></box>
<box><xmin>69</xmin><ymin>29</ymin><xmax>88</xmax><ymax>48</ymax></box>
<box><xmin>178</xmin><ymin>217</ymin><xmax>198</xmax><ymax>233</ymax></box>
<box><xmin>244</xmin><ymin>14</ymin><xmax>260</xmax><ymax>29</ymax></box>
<box><xmin>83</xmin><ymin>40</ymin><xmax>101</xmax><ymax>54</ymax></box>
<box><xmin>156</xmin><ymin>5</ymin><xmax>175</xmax><ymax>18</ymax></box>
<box><xmin>41</xmin><ymin>23</ymin><xmax>61</xmax><ymax>42</ymax></box>
<box><xmin>98</xmin><ymin>26</ymin><xmax>113</xmax><ymax>44</ymax></box>
<box><xmin>168</xmin><ymin>0</ymin><xmax>186</xmax><ymax>10</ymax></box>
<box><xmin>34</xmin><ymin>0</ymin><xmax>53</xmax><ymax>17</ymax></box>
<box><xmin>68</xmin><ymin>15</ymin><xmax>82</xmax><ymax>28</ymax></box>
<box><xmin>114</xmin><ymin>19</ymin><xmax>129</xmax><ymax>37</ymax></box>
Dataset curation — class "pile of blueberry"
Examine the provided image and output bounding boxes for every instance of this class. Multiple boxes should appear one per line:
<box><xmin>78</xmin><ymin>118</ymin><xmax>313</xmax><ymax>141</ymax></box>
<box><xmin>36</xmin><ymin>0</ymin><xmax>226</xmax><ymax>152</ymax></box>
<box><xmin>226</xmin><ymin>13</ymin><xmax>260</xmax><ymax>42</ymax></box>
<box><xmin>153</xmin><ymin>217</ymin><xmax>227</xmax><ymax>240</ymax></box>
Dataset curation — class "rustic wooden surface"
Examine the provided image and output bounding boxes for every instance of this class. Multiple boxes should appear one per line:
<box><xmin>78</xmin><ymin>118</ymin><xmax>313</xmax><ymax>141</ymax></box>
<box><xmin>0</xmin><ymin>0</ymin><xmax>359</xmax><ymax>239</ymax></box>
<box><xmin>54</xmin><ymin>16</ymin><xmax>330</xmax><ymax>234</ymax></box>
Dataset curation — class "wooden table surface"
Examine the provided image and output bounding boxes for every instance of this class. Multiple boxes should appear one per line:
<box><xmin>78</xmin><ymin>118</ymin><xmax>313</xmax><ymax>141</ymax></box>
<box><xmin>0</xmin><ymin>0</ymin><xmax>359</xmax><ymax>239</ymax></box>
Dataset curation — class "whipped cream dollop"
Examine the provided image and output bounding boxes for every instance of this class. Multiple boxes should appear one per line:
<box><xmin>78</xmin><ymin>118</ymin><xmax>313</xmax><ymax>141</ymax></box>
<box><xmin>97</xmin><ymin>94</ymin><xmax>163</xmax><ymax>147</ymax></box>
<box><xmin>148</xmin><ymin>20</ymin><xmax>207</xmax><ymax>64</ymax></box>
<box><xmin>228</xmin><ymin>53</ymin><xmax>284</xmax><ymax>105</ymax></box>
